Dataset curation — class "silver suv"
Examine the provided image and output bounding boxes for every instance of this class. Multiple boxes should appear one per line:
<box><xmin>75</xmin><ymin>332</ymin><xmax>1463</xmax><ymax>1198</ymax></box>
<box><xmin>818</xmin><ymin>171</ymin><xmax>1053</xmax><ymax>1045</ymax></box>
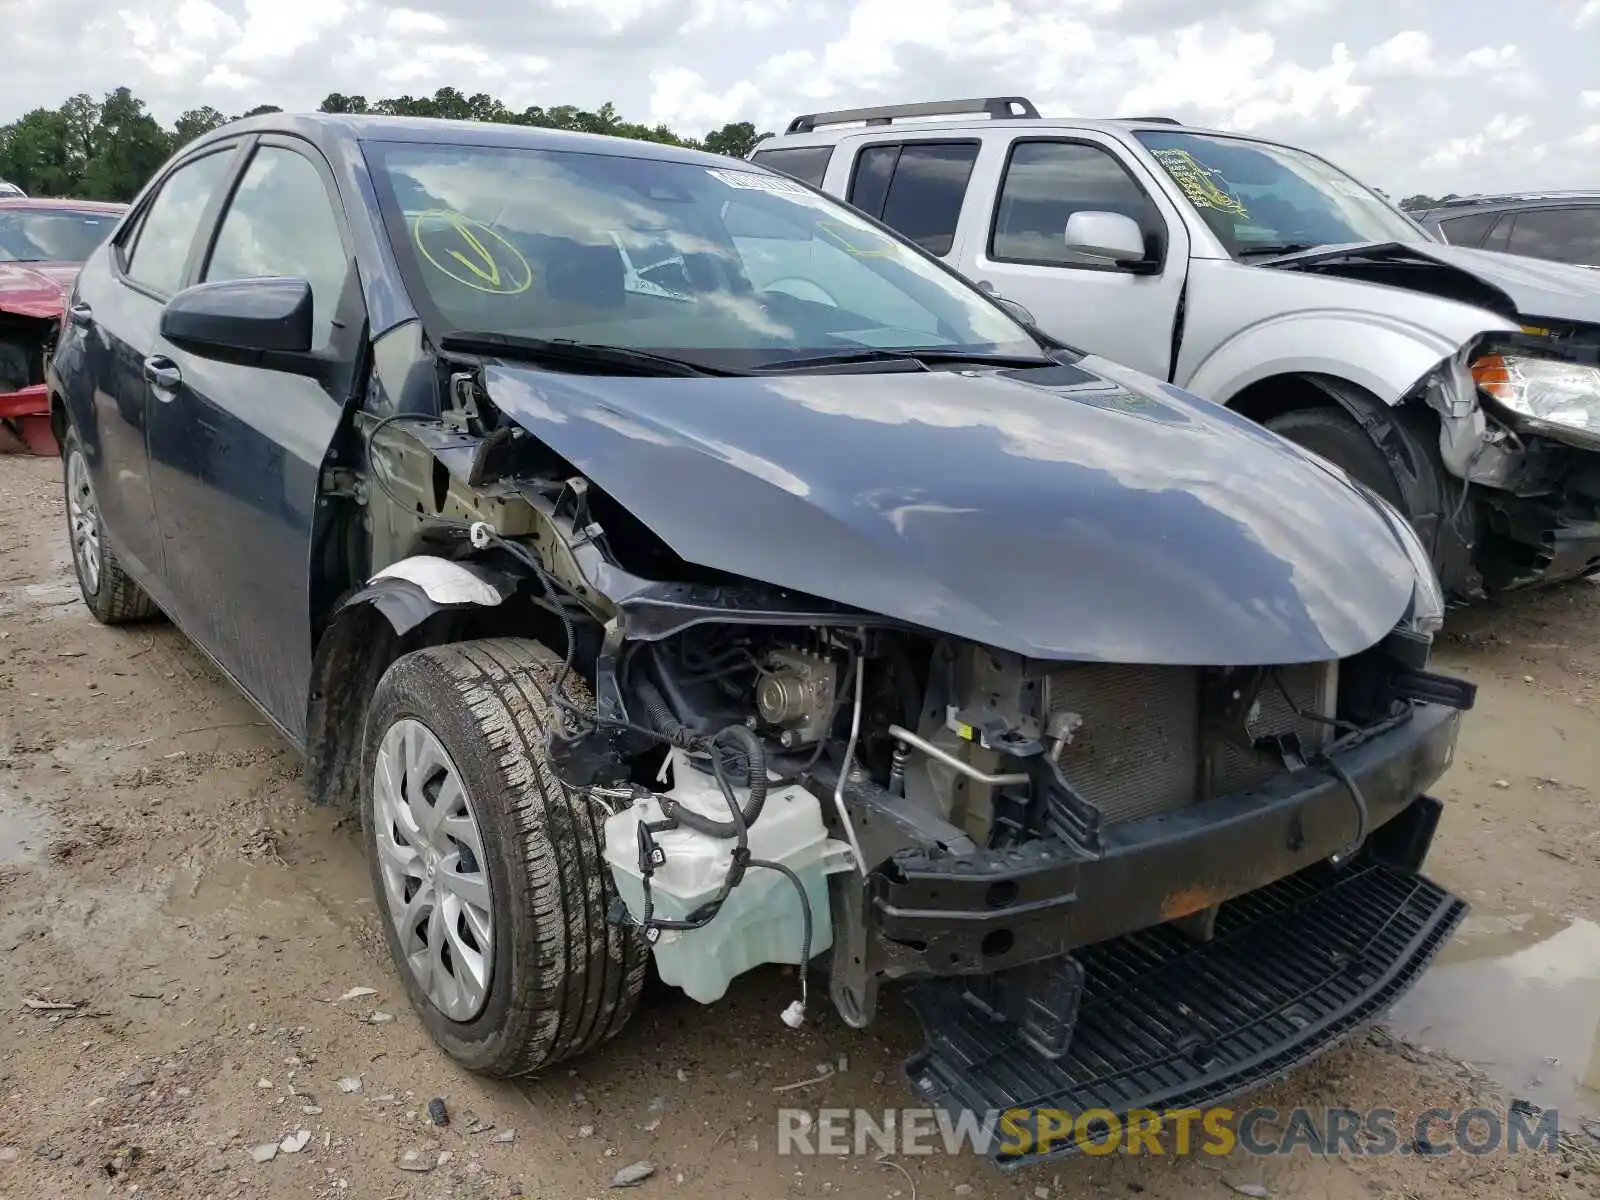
<box><xmin>751</xmin><ymin>97</ymin><xmax>1600</xmax><ymax>601</ymax></box>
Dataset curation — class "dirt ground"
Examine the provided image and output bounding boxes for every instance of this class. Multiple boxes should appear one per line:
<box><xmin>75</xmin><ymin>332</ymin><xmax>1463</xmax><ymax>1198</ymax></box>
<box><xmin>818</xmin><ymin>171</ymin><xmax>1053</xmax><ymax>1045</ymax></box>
<box><xmin>1</xmin><ymin>452</ymin><xmax>1597</xmax><ymax>1200</ymax></box>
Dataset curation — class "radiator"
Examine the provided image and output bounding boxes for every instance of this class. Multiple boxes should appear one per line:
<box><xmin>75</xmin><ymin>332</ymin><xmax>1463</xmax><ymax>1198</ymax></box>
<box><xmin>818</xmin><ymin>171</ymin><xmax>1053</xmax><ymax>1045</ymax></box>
<box><xmin>1042</xmin><ymin>662</ymin><xmax>1337</xmax><ymax>825</ymax></box>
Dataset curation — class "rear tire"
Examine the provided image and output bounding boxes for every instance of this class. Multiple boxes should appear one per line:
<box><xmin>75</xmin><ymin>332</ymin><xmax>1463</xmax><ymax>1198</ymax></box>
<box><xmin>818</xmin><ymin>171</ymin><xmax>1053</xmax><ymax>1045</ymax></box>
<box><xmin>360</xmin><ymin>638</ymin><xmax>646</xmax><ymax>1077</ymax></box>
<box><xmin>61</xmin><ymin>425</ymin><xmax>160</xmax><ymax>625</ymax></box>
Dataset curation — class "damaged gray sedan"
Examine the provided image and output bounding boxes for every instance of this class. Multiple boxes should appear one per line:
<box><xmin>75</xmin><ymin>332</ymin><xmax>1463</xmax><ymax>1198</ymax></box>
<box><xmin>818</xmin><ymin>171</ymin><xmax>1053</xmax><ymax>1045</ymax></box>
<box><xmin>47</xmin><ymin>113</ymin><xmax>1476</xmax><ymax>1168</ymax></box>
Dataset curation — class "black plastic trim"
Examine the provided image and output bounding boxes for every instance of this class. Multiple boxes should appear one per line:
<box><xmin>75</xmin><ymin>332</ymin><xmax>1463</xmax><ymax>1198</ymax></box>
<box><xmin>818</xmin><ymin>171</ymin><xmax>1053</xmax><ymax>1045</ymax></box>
<box><xmin>903</xmin><ymin>857</ymin><xmax>1467</xmax><ymax>1170</ymax></box>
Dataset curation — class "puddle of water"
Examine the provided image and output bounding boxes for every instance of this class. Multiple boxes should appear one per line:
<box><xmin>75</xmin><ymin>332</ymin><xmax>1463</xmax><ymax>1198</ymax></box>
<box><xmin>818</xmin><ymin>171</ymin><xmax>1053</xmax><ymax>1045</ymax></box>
<box><xmin>1387</xmin><ymin>906</ymin><xmax>1600</xmax><ymax>1127</ymax></box>
<box><xmin>0</xmin><ymin>785</ymin><xmax>54</xmax><ymax>866</ymax></box>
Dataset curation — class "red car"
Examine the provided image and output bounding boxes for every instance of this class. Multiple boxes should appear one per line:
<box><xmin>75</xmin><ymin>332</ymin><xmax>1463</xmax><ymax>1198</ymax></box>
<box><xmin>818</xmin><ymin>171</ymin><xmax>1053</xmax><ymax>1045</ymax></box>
<box><xmin>0</xmin><ymin>198</ymin><xmax>126</xmax><ymax>454</ymax></box>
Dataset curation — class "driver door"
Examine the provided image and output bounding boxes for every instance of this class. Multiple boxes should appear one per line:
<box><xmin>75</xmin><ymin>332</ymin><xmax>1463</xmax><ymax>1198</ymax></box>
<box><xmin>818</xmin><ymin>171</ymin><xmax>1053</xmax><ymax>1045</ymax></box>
<box><xmin>145</xmin><ymin>137</ymin><xmax>365</xmax><ymax>741</ymax></box>
<box><xmin>959</xmin><ymin>134</ymin><xmax>1190</xmax><ymax>381</ymax></box>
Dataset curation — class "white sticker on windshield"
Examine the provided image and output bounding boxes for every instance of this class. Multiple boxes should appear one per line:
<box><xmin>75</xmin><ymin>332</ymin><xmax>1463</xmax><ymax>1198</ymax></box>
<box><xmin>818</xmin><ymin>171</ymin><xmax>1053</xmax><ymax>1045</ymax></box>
<box><xmin>707</xmin><ymin>167</ymin><xmax>810</xmax><ymax>195</ymax></box>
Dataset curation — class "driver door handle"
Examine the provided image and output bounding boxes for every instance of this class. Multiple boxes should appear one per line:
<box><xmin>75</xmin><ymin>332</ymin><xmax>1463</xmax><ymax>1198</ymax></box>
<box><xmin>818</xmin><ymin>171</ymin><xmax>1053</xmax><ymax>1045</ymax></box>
<box><xmin>143</xmin><ymin>355</ymin><xmax>182</xmax><ymax>395</ymax></box>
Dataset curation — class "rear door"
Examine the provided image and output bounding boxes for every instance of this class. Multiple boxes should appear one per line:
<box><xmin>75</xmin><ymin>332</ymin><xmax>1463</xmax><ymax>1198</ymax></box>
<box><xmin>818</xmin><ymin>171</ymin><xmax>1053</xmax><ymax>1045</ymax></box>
<box><xmin>144</xmin><ymin>136</ymin><xmax>365</xmax><ymax>741</ymax></box>
<box><xmin>840</xmin><ymin>139</ymin><xmax>983</xmax><ymax>262</ymax></box>
<box><xmin>72</xmin><ymin>143</ymin><xmax>242</xmax><ymax>586</ymax></box>
<box><xmin>958</xmin><ymin>133</ymin><xmax>1190</xmax><ymax>380</ymax></box>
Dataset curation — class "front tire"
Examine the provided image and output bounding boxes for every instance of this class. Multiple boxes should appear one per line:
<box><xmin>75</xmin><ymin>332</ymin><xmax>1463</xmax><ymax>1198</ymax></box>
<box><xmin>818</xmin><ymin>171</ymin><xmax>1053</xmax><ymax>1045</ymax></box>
<box><xmin>1264</xmin><ymin>406</ymin><xmax>1406</xmax><ymax>509</ymax></box>
<box><xmin>61</xmin><ymin>425</ymin><xmax>160</xmax><ymax>625</ymax></box>
<box><xmin>360</xmin><ymin>638</ymin><xmax>646</xmax><ymax>1077</ymax></box>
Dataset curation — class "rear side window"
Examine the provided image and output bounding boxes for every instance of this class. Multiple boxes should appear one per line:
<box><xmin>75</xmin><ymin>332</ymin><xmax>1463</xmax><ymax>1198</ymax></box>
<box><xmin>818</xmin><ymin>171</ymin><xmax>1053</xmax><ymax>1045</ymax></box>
<box><xmin>124</xmin><ymin>150</ymin><xmax>235</xmax><ymax>295</ymax></box>
<box><xmin>1503</xmin><ymin>207</ymin><xmax>1600</xmax><ymax>267</ymax></box>
<box><xmin>1436</xmin><ymin>211</ymin><xmax>1499</xmax><ymax>246</ymax></box>
<box><xmin>748</xmin><ymin>145</ymin><xmax>834</xmax><ymax>187</ymax></box>
<box><xmin>991</xmin><ymin>141</ymin><xmax>1162</xmax><ymax>268</ymax></box>
<box><xmin>845</xmin><ymin>141</ymin><xmax>979</xmax><ymax>257</ymax></box>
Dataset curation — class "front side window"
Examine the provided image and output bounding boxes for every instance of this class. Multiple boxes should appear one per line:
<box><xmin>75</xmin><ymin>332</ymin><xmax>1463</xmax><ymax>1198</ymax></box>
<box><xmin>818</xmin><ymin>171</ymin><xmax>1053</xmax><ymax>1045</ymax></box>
<box><xmin>1135</xmin><ymin>130</ymin><xmax>1425</xmax><ymax>259</ymax></box>
<box><xmin>1503</xmin><ymin>207</ymin><xmax>1600</xmax><ymax>267</ymax></box>
<box><xmin>204</xmin><ymin>145</ymin><xmax>348</xmax><ymax>345</ymax></box>
<box><xmin>991</xmin><ymin>141</ymin><xmax>1162</xmax><ymax>267</ymax></box>
<box><xmin>0</xmin><ymin>208</ymin><xmax>123</xmax><ymax>263</ymax></box>
<box><xmin>846</xmin><ymin>142</ymin><xmax>979</xmax><ymax>256</ymax></box>
<box><xmin>125</xmin><ymin>150</ymin><xmax>235</xmax><ymax>294</ymax></box>
<box><xmin>365</xmin><ymin>142</ymin><xmax>1034</xmax><ymax>370</ymax></box>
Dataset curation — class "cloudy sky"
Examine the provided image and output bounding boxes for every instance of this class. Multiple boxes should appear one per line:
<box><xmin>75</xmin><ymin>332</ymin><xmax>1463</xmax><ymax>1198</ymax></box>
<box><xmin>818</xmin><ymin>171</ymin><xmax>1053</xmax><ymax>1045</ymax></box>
<box><xmin>3</xmin><ymin>0</ymin><xmax>1597</xmax><ymax>197</ymax></box>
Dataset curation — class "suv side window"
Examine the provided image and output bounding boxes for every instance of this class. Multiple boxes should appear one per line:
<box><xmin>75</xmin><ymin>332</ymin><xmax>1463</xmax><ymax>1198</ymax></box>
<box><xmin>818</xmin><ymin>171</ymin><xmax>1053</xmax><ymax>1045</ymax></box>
<box><xmin>846</xmin><ymin>142</ymin><xmax>979</xmax><ymax>257</ymax></box>
<box><xmin>203</xmin><ymin>145</ymin><xmax>348</xmax><ymax>346</ymax></box>
<box><xmin>990</xmin><ymin>140</ymin><xmax>1162</xmax><ymax>268</ymax></box>
<box><xmin>748</xmin><ymin>145</ymin><xmax>834</xmax><ymax>188</ymax></box>
<box><xmin>1502</xmin><ymin>207</ymin><xmax>1600</xmax><ymax>267</ymax></box>
<box><xmin>124</xmin><ymin>150</ymin><xmax>236</xmax><ymax>295</ymax></box>
<box><xmin>1436</xmin><ymin>211</ymin><xmax>1499</xmax><ymax>246</ymax></box>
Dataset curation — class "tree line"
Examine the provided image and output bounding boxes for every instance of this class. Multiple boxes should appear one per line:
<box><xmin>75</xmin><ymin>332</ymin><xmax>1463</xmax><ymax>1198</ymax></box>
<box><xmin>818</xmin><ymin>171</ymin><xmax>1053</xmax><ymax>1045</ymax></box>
<box><xmin>0</xmin><ymin>86</ymin><xmax>773</xmax><ymax>202</ymax></box>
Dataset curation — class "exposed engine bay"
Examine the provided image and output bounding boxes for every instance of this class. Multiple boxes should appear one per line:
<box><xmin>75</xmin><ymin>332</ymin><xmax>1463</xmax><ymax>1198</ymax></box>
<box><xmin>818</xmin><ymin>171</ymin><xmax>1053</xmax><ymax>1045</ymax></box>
<box><xmin>0</xmin><ymin>312</ymin><xmax>57</xmax><ymax>454</ymax></box>
<box><xmin>298</xmin><ymin>346</ymin><xmax>1477</xmax><ymax>1165</ymax></box>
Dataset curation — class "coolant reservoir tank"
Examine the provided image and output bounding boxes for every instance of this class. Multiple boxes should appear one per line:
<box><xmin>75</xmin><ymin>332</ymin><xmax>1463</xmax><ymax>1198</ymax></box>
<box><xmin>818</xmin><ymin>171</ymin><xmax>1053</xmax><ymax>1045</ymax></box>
<box><xmin>603</xmin><ymin>749</ymin><xmax>854</xmax><ymax>1004</ymax></box>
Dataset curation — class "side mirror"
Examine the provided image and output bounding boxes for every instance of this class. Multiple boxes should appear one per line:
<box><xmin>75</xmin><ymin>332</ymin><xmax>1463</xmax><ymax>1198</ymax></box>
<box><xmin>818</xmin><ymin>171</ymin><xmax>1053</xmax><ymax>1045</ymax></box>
<box><xmin>160</xmin><ymin>277</ymin><xmax>323</xmax><ymax>376</ymax></box>
<box><xmin>1063</xmin><ymin>211</ymin><xmax>1149</xmax><ymax>266</ymax></box>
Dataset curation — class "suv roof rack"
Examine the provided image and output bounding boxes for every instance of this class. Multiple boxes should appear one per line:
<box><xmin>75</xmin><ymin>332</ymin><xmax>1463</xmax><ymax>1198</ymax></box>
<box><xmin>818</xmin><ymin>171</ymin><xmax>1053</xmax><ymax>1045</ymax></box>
<box><xmin>1116</xmin><ymin>116</ymin><xmax>1183</xmax><ymax>125</ymax></box>
<box><xmin>783</xmin><ymin>96</ymin><xmax>1040</xmax><ymax>136</ymax></box>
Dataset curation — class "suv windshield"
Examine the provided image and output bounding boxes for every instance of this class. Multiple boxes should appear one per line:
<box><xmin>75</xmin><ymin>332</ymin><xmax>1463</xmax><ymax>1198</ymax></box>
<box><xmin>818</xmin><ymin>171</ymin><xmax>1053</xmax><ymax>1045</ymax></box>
<box><xmin>365</xmin><ymin>141</ymin><xmax>1038</xmax><ymax>369</ymax></box>
<box><xmin>0</xmin><ymin>207</ymin><xmax>121</xmax><ymax>263</ymax></box>
<box><xmin>1134</xmin><ymin>130</ymin><xmax>1426</xmax><ymax>259</ymax></box>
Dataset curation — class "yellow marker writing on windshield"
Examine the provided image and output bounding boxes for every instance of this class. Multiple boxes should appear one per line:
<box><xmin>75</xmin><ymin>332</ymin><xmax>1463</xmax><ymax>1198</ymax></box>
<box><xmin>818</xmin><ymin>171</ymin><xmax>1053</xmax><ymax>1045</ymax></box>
<box><xmin>817</xmin><ymin>220</ymin><xmax>897</xmax><ymax>258</ymax></box>
<box><xmin>412</xmin><ymin>209</ymin><xmax>533</xmax><ymax>295</ymax></box>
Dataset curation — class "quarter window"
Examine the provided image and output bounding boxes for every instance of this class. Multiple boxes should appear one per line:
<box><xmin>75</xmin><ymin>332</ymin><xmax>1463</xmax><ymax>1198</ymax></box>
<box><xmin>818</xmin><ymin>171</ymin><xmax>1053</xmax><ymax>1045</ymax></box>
<box><xmin>124</xmin><ymin>150</ymin><xmax>235</xmax><ymax>295</ymax></box>
<box><xmin>204</xmin><ymin>146</ymin><xmax>348</xmax><ymax>346</ymax></box>
<box><xmin>991</xmin><ymin>141</ymin><xmax>1161</xmax><ymax>268</ymax></box>
<box><xmin>846</xmin><ymin>142</ymin><xmax>979</xmax><ymax>257</ymax></box>
<box><xmin>748</xmin><ymin>145</ymin><xmax>834</xmax><ymax>188</ymax></box>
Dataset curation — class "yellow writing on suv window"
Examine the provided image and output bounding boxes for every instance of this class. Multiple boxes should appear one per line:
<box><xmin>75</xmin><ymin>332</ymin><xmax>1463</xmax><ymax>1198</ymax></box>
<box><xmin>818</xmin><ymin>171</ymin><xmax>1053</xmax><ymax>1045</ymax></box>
<box><xmin>1151</xmin><ymin>149</ymin><xmax>1248</xmax><ymax>218</ymax></box>
<box><xmin>412</xmin><ymin>209</ymin><xmax>533</xmax><ymax>295</ymax></box>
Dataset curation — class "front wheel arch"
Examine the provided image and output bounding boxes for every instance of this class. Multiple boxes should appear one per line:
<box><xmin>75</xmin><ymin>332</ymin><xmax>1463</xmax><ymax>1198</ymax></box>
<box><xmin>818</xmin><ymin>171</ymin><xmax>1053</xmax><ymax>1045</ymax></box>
<box><xmin>304</xmin><ymin>564</ymin><xmax>518</xmax><ymax>816</ymax></box>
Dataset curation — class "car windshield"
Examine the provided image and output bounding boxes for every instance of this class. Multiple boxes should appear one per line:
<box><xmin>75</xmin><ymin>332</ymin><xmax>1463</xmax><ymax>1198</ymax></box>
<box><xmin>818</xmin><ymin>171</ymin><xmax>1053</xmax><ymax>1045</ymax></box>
<box><xmin>0</xmin><ymin>207</ymin><xmax>120</xmax><ymax>263</ymax></box>
<box><xmin>1134</xmin><ymin>130</ymin><xmax>1427</xmax><ymax>259</ymax></box>
<box><xmin>364</xmin><ymin>141</ymin><xmax>1039</xmax><ymax>369</ymax></box>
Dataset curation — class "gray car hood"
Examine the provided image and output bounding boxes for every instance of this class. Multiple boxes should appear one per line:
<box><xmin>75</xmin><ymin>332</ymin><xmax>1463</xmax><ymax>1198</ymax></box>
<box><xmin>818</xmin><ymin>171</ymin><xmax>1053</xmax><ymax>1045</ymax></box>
<box><xmin>483</xmin><ymin>356</ymin><xmax>1419</xmax><ymax>667</ymax></box>
<box><xmin>1258</xmin><ymin>240</ymin><xmax>1600</xmax><ymax>325</ymax></box>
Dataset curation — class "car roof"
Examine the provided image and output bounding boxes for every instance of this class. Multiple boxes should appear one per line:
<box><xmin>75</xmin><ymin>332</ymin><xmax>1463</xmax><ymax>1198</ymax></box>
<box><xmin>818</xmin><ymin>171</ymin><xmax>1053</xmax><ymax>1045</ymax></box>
<box><xmin>1413</xmin><ymin>192</ymin><xmax>1600</xmax><ymax>223</ymax></box>
<box><xmin>193</xmin><ymin>110</ymin><xmax>746</xmax><ymax>171</ymax></box>
<box><xmin>0</xmin><ymin>197</ymin><xmax>127</xmax><ymax>213</ymax></box>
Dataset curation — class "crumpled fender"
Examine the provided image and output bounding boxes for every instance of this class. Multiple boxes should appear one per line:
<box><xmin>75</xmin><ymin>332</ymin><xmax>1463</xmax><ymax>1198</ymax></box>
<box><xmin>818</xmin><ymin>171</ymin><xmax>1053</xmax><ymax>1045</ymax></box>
<box><xmin>1176</xmin><ymin>258</ymin><xmax>1520</xmax><ymax>407</ymax></box>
